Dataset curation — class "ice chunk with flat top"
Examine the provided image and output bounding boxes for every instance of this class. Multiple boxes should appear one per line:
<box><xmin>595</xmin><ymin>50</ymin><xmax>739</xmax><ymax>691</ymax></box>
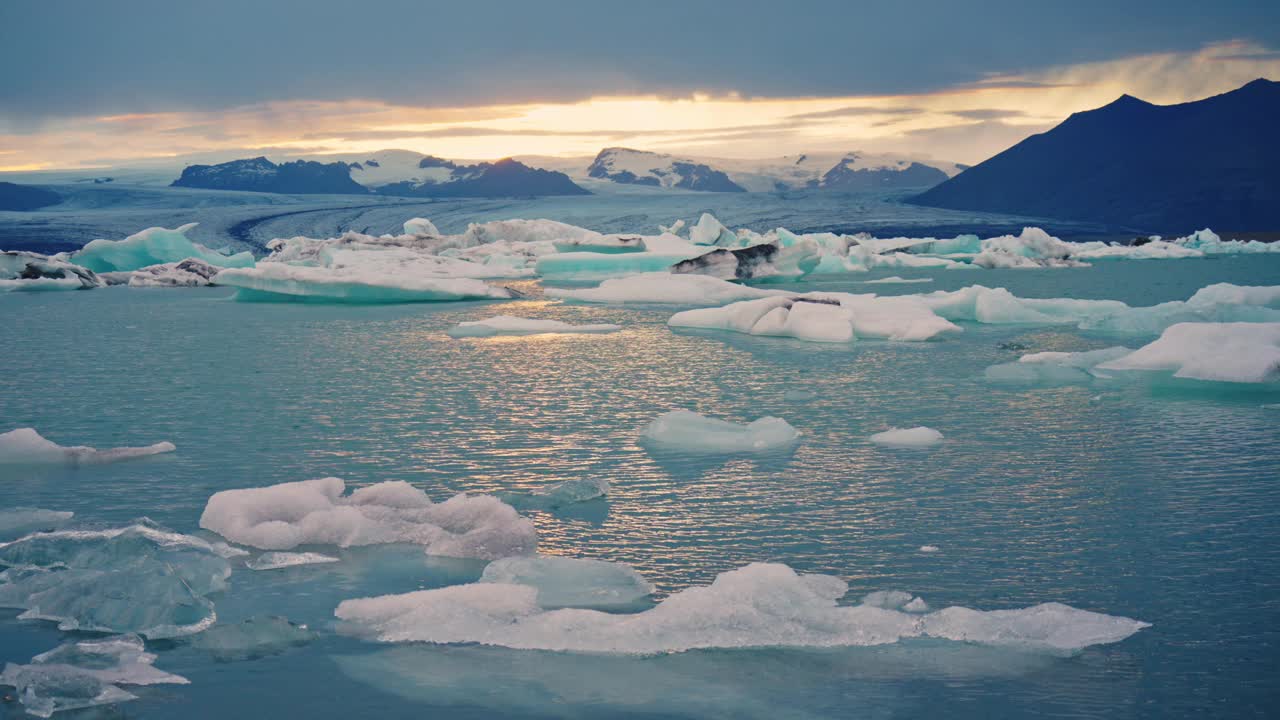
<box><xmin>547</xmin><ymin>272</ymin><xmax>788</xmax><ymax>305</ymax></box>
<box><xmin>215</xmin><ymin>257</ymin><xmax>512</xmax><ymax>303</ymax></box>
<box><xmin>480</xmin><ymin>555</ymin><xmax>654</xmax><ymax>610</ymax></box>
<box><xmin>0</xmin><ymin>428</ymin><xmax>174</xmax><ymax>465</ymax></box>
<box><xmin>70</xmin><ymin>223</ymin><xmax>254</xmax><ymax>273</ymax></box>
<box><xmin>0</xmin><ymin>523</ymin><xmax>230</xmax><ymax>638</ymax></box>
<box><xmin>984</xmin><ymin>346</ymin><xmax>1134</xmax><ymax>384</ymax></box>
<box><xmin>0</xmin><ymin>509</ymin><xmax>73</xmax><ymax>541</ymax></box>
<box><xmin>641</xmin><ymin>410</ymin><xmax>799</xmax><ymax>453</ymax></box>
<box><xmin>0</xmin><ymin>634</ymin><xmax>187</xmax><ymax>718</ymax></box>
<box><xmin>447</xmin><ymin>316</ymin><xmax>621</xmax><ymax>338</ymax></box>
<box><xmin>189</xmin><ymin>616</ymin><xmax>318</xmax><ymax>661</ymax></box>
<box><xmin>199</xmin><ymin>477</ymin><xmax>536</xmax><ymax>560</ymax></box>
<box><xmin>869</xmin><ymin>427</ymin><xmax>944</xmax><ymax>448</ymax></box>
<box><xmin>1095</xmin><ymin>322</ymin><xmax>1280</xmax><ymax>384</ymax></box>
<box><xmin>669</xmin><ymin>294</ymin><xmax>959</xmax><ymax>343</ymax></box>
<box><xmin>335</xmin><ymin>561</ymin><xmax>1149</xmax><ymax>654</ymax></box>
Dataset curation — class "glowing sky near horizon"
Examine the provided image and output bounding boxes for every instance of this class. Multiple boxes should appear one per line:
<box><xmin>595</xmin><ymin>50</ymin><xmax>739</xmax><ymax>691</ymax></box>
<box><xmin>1</xmin><ymin>0</ymin><xmax>1279</xmax><ymax>173</ymax></box>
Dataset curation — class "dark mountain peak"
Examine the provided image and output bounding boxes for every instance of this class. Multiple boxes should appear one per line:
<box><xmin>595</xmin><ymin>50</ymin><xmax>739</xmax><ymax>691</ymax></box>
<box><xmin>911</xmin><ymin>78</ymin><xmax>1280</xmax><ymax>233</ymax></box>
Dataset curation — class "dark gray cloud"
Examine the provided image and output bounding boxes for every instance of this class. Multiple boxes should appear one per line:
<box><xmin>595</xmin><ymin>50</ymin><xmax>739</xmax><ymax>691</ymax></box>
<box><xmin>1</xmin><ymin>0</ymin><xmax>1278</xmax><ymax>128</ymax></box>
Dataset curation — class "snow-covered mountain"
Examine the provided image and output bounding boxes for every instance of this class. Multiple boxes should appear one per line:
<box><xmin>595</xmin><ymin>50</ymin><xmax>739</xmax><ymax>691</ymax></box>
<box><xmin>529</xmin><ymin>148</ymin><xmax>966</xmax><ymax>193</ymax></box>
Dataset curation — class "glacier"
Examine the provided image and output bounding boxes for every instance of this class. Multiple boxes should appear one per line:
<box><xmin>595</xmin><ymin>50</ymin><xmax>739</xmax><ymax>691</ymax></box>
<box><xmin>199</xmin><ymin>477</ymin><xmax>537</xmax><ymax>560</ymax></box>
<box><xmin>335</xmin><ymin>562</ymin><xmax>1149</xmax><ymax>654</ymax></box>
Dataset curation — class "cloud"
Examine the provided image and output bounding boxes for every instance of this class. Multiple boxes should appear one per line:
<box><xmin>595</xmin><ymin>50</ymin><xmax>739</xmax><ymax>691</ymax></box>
<box><xmin>786</xmin><ymin>106</ymin><xmax>925</xmax><ymax>120</ymax></box>
<box><xmin>947</xmin><ymin>109</ymin><xmax>1029</xmax><ymax>120</ymax></box>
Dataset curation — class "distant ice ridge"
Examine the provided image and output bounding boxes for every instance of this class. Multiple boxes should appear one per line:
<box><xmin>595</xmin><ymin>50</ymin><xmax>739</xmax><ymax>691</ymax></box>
<box><xmin>0</xmin><ymin>522</ymin><xmax>232</xmax><ymax>638</ymax></box>
<box><xmin>68</xmin><ymin>223</ymin><xmax>255</xmax><ymax>273</ymax></box>
<box><xmin>669</xmin><ymin>294</ymin><xmax>961</xmax><ymax>342</ymax></box>
<box><xmin>335</xmin><ymin>562</ymin><xmax>1149</xmax><ymax>654</ymax></box>
<box><xmin>480</xmin><ymin>555</ymin><xmax>655</xmax><ymax>610</ymax></box>
<box><xmin>641</xmin><ymin>410</ymin><xmax>799</xmax><ymax>453</ymax></box>
<box><xmin>199</xmin><ymin>477</ymin><xmax>536</xmax><ymax>560</ymax></box>
<box><xmin>985</xmin><ymin>322</ymin><xmax>1280</xmax><ymax>385</ymax></box>
<box><xmin>0</xmin><ymin>634</ymin><xmax>188</xmax><ymax>718</ymax></box>
<box><xmin>0</xmin><ymin>428</ymin><xmax>175</xmax><ymax>465</ymax></box>
<box><xmin>869</xmin><ymin>427</ymin><xmax>945</xmax><ymax>448</ymax></box>
<box><xmin>447</xmin><ymin>316</ymin><xmax>621</xmax><ymax>337</ymax></box>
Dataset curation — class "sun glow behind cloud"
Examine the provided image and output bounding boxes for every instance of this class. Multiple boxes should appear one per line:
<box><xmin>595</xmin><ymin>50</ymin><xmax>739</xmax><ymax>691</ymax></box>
<box><xmin>1</xmin><ymin>41</ymin><xmax>1277</xmax><ymax>172</ymax></box>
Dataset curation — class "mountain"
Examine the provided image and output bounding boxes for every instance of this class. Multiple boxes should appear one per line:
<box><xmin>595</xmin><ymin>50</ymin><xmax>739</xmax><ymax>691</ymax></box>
<box><xmin>375</xmin><ymin>157</ymin><xmax>589</xmax><ymax>198</ymax></box>
<box><xmin>586</xmin><ymin>148</ymin><xmax>746</xmax><ymax>192</ymax></box>
<box><xmin>551</xmin><ymin>148</ymin><xmax>963</xmax><ymax>193</ymax></box>
<box><xmin>910</xmin><ymin>78</ymin><xmax>1280</xmax><ymax>232</ymax></box>
<box><xmin>172</xmin><ymin>157</ymin><xmax>368</xmax><ymax>194</ymax></box>
<box><xmin>0</xmin><ymin>181</ymin><xmax>61</xmax><ymax>211</ymax></box>
<box><xmin>172</xmin><ymin>152</ymin><xmax>588</xmax><ymax>198</ymax></box>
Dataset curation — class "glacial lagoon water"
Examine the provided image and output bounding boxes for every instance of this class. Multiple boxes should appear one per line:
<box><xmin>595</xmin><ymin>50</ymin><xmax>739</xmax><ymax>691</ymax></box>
<box><xmin>2</xmin><ymin>256</ymin><xmax>1279</xmax><ymax>718</ymax></box>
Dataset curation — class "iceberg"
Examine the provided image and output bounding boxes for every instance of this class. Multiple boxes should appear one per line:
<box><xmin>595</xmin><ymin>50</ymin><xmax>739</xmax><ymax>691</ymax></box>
<box><xmin>335</xmin><ymin>562</ymin><xmax>1149</xmax><ymax>654</ymax></box>
<box><xmin>1079</xmin><ymin>283</ymin><xmax>1280</xmax><ymax>335</ymax></box>
<box><xmin>869</xmin><ymin>427</ymin><xmax>945</xmax><ymax>448</ymax></box>
<box><xmin>0</xmin><ymin>251</ymin><xmax>103</xmax><ymax>291</ymax></box>
<box><xmin>688</xmin><ymin>212</ymin><xmax>740</xmax><ymax>247</ymax></box>
<box><xmin>215</xmin><ymin>262</ymin><xmax>512</xmax><ymax>303</ymax></box>
<box><xmin>0</xmin><ymin>428</ymin><xmax>175</xmax><ymax>465</ymax></box>
<box><xmin>479</xmin><ymin>555</ymin><xmax>654</xmax><ymax>610</ymax></box>
<box><xmin>552</xmin><ymin>234</ymin><xmax>648</xmax><ymax>254</ymax></box>
<box><xmin>189</xmin><ymin>616</ymin><xmax>318</xmax><ymax>661</ymax></box>
<box><xmin>244</xmin><ymin>551</ymin><xmax>341</xmax><ymax>571</ymax></box>
<box><xmin>0</xmin><ymin>522</ymin><xmax>230</xmax><ymax>638</ymax></box>
<box><xmin>670</xmin><ymin>239</ymin><xmax>820</xmax><ymax>281</ymax></box>
<box><xmin>0</xmin><ymin>635</ymin><xmax>188</xmax><ymax>718</ymax></box>
<box><xmin>857</xmin><ymin>276</ymin><xmax>934</xmax><ymax>285</ymax></box>
<box><xmin>1095</xmin><ymin>322</ymin><xmax>1280</xmax><ymax>384</ymax></box>
<box><xmin>199</xmin><ymin>477</ymin><xmax>536</xmax><ymax>560</ymax></box>
<box><xmin>0</xmin><ymin>508</ymin><xmax>74</xmax><ymax>541</ymax></box>
<box><xmin>861</xmin><ymin>590</ymin><xmax>929</xmax><ymax>613</ymax></box>
<box><xmin>984</xmin><ymin>346</ymin><xmax>1135</xmax><ymax>384</ymax></box>
<box><xmin>546</xmin><ymin>272</ymin><xmax>788</xmax><ymax>305</ymax></box>
<box><xmin>124</xmin><ymin>257</ymin><xmax>224</xmax><ymax>287</ymax></box>
<box><xmin>447</xmin><ymin>316</ymin><xmax>621</xmax><ymax>338</ymax></box>
<box><xmin>535</xmin><ymin>251</ymin><xmax>705</xmax><ymax>281</ymax></box>
<box><xmin>669</xmin><ymin>294</ymin><xmax>960</xmax><ymax>343</ymax></box>
<box><xmin>501</xmin><ymin>477</ymin><xmax>610</xmax><ymax>511</ymax></box>
<box><xmin>640</xmin><ymin>410</ymin><xmax>799</xmax><ymax>453</ymax></box>
<box><xmin>402</xmin><ymin>217</ymin><xmax>440</xmax><ymax>236</ymax></box>
<box><xmin>70</xmin><ymin>223</ymin><xmax>255</xmax><ymax>273</ymax></box>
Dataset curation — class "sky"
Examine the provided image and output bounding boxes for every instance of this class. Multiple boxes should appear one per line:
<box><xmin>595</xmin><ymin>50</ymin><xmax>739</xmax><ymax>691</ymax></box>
<box><xmin>2</xmin><ymin>0</ymin><xmax>1279</xmax><ymax>171</ymax></box>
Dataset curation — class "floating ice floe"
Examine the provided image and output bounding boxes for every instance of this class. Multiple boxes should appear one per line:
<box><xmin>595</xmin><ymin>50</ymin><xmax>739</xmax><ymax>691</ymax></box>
<box><xmin>1095</xmin><ymin>322</ymin><xmax>1280</xmax><ymax>384</ymax></box>
<box><xmin>640</xmin><ymin>410</ymin><xmax>800</xmax><ymax>453</ymax></box>
<box><xmin>1078</xmin><ymin>283</ymin><xmax>1280</xmax><ymax>335</ymax></box>
<box><xmin>335</xmin><ymin>562</ymin><xmax>1149</xmax><ymax>654</ymax></box>
<box><xmin>670</xmin><ymin>239</ymin><xmax>820</xmax><ymax>281</ymax></box>
<box><xmin>69</xmin><ymin>223</ymin><xmax>254</xmax><ymax>273</ymax></box>
<box><xmin>547</xmin><ymin>272</ymin><xmax>788</xmax><ymax>305</ymax></box>
<box><xmin>869</xmin><ymin>427</ymin><xmax>945</xmax><ymax>448</ymax></box>
<box><xmin>861</xmin><ymin>590</ymin><xmax>930</xmax><ymax>613</ymax></box>
<box><xmin>479</xmin><ymin>555</ymin><xmax>655</xmax><ymax>610</ymax></box>
<box><xmin>106</xmin><ymin>257</ymin><xmax>225</xmax><ymax>287</ymax></box>
<box><xmin>669</xmin><ymin>294</ymin><xmax>961</xmax><ymax>343</ymax></box>
<box><xmin>919</xmin><ymin>545</ymin><xmax>940</xmax><ymax>553</ymax></box>
<box><xmin>189</xmin><ymin>616</ymin><xmax>318</xmax><ymax>661</ymax></box>
<box><xmin>984</xmin><ymin>346</ymin><xmax>1135</xmax><ymax>384</ymax></box>
<box><xmin>0</xmin><ymin>509</ymin><xmax>74</xmax><ymax>541</ymax></box>
<box><xmin>0</xmin><ymin>428</ymin><xmax>175</xmax><ymax>465</ymax></box>
<box><xmin>447</xmin><ymin>316</ymin><xmax>622</xmax><ymax>338</ymax></box>
<box><xmin>536</xmin><ymin>250</ymin><xmax>704</xmax><ymax>281</ymax></box>
<box><xmin>856</xmin><ymin>276</ymin><xmax>934</xmax><ymax>285</ymax></box>
<box><xmin>501</xmin><ymin>477</ymin><xmax>610</xmax><ymax>511</ymax></box>
<box><xmin>244</xmin><ymin>551</ymin><xmax>341</xmax><ymax>571</ymax></box>
<box><xmin>0</xmin><ymin>251</ymin><xmax>103</xmax><ymax>292</ymax></box>
<box><xmin>199</xmin><ymin>477</ymin><xmax>536</xmax><ymax>560</ymax></box>
<box><xmin>0</xmin><ymin>522</ymin><xmax>231</xmax><ymax>638</ymax></box>
<box><xmin>0</xmin><ymin>634</ymin><xmax>188</xmax><ymax>718</ymax></box>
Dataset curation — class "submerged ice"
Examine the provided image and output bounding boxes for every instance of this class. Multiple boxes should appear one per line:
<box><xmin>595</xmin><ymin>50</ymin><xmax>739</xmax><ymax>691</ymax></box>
<box><xmin>336</xmin><ymin>562</ymin><xmax>1149</xmax><ymax>655</ymax></box>
<box><xmin>0</xmin><ymin>428</ymin><xmax>175</xmax><ymax>465</ymax></box>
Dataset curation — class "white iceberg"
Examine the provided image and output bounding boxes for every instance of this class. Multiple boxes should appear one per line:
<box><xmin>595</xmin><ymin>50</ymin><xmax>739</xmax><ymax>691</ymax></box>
<box><xmin>215</xmin><ymin>261</ymin><xmax>512</xmax><ymax>303</ymax></box>
<box><xmin>1095</xmin><ymin>322</ymin><xmax>1280</xmax><ymax>384</ymax></box>
<box><xmin>547</xmin><ymin>272</ymin><xmax>787</xmax><ymax>305</ymax></box>
<box><xmin>0</xmin><ymin>428</ymin><xmax>175</xmax><ymax>465</ymax></box>
<box><xmin>69</xmin><ymin>223</ymin><xmax>254</xmax><ymax>273</ymax></box>
<box><xmin>0</xmin><ymin>635</ymin><xmax>188</xmax><ymax>718</ymax></box>
<box><xmin>480</xmin><ymin>555</ymin><xmax>654</xmax><ymax>610</ymax></box>
<box><xmin>447</xmin><ymin>316</ymin><xmax>621</xmax><ymax>338</ymax></box>
<box><xmin>669</xmin><ymin>294</ymin><xmax>959</xmax><ymax>343</ymax></box>
<box><xmin>984</xmin><ymin>346</ymin><xmax>1135</xmax><ymax>384</ymax></box>
<box><xmin>199</xmin><ymin>477</ymin><xmax>536</xmax><ymax>560</ymax></box>
<box><xmin>335</xmin><ymin>562</ymin><xmax>1150</xmax><ymax>654</ymax></box>
<box><xmin>640</xmin><ymin>410</ymin><xmax>799</xmax><ymax>453</ymax></box>
<box><xmin>857</xmin><ymin>276</ymin><xmax>934</xmax><ymax>285</ymax></box>
<box><xmin>869</xmin><ymin>427</ymin><xmax>945</xmax><ymax>448</ymax></box>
